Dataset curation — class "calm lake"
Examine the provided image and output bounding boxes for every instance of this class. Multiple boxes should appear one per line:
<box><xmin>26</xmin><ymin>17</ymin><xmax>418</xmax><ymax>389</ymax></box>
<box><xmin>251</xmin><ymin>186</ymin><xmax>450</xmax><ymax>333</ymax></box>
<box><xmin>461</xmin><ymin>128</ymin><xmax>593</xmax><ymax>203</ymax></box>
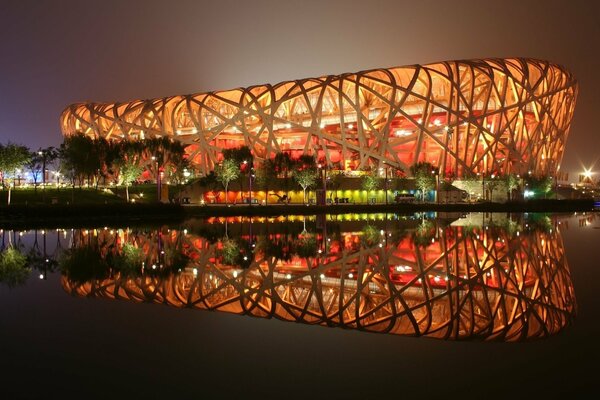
<box><xmin>1</xmin><ymin>212</ymin><xmax>598</xmax><ymax>398</ymax></box>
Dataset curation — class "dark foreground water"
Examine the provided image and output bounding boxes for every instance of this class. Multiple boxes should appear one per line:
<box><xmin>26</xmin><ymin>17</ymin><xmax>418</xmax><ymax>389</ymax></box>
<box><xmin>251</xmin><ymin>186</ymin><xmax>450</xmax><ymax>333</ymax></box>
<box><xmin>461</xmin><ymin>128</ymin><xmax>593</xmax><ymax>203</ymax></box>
<box><xmin>1</xmin><ymin>212</ymin><xmax>598</xmax><ymax>398</ymax></box>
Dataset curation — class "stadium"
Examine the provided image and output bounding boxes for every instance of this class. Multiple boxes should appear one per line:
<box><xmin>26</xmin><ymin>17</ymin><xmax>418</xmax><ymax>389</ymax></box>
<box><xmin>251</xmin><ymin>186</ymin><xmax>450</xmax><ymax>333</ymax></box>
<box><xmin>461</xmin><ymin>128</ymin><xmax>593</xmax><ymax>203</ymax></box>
<box><xmin>61</xmin><ymin>58</ymin><xmax>578</xmax><ymax>180</ymax></box>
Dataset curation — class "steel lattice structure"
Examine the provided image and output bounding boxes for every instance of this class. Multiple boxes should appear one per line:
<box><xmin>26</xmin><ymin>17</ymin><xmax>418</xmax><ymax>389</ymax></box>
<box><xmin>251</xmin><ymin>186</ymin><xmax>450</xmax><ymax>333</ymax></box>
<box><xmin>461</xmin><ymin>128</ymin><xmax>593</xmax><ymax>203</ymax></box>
<box><xmin>60</xmin><ymin>58</ymin><xmax>578</xmax><ymax>177</ymax></box>
<box><xmin>62</xmin><ymin>219</ymin><xmax>575</xmax><ymax>341</ymax></box>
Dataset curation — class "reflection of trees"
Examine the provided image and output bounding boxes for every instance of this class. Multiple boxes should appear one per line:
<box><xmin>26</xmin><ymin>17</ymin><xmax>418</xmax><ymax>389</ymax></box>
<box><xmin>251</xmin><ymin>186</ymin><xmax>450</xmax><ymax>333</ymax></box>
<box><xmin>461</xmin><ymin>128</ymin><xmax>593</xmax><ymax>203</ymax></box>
<box><xmin>412</xmin><ymin>220</ymin><xmax>435</xmax><ymax>247</ymax></box>
<box><xmin>59</xmin><ymin>247</ymin><xmax>109</xmax><ymax>284</ymax></box>
<box><xmin>110</xmin><ymin>243</ymin><xmax>143</xmax><ymax>277</ymax></box>
<box><xmin>294</xmin><ymin>233</ymin><xmax>317</xmax><ymax>259</ymax></box>
<box><xmin>260</xmin><ymin>235</ymin><xmax>294</xmax><ymax>262</ymax></box>
<box><xmin>0</xmin><ymin>247</ymin><xmax>30</xmax><ymax>288</ymax></box>
<box><xmin>219</xmin><ymin>237</ymin><xmax>251</xmax><ymax>269</ymax></box>
<box><xmin>361</xmin><ymin>224</ymin><xmax>380</xmax><ymax>247</ymax></box>
<box><xmin>61</xmin><ymin>220</ymin><xmax>576</xmax><ymax>342</ymax></box>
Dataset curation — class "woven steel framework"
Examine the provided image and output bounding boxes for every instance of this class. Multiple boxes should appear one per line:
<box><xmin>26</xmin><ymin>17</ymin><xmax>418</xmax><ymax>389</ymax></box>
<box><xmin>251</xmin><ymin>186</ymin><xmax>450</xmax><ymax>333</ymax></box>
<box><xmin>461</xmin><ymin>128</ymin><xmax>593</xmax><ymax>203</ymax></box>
<box><xmin>62</xmin><ymin>218</ymin><xmax>575</xmax><ymax>341</ymax></box>
<box><xmin>61</xmin><ymin>58</ymin><xmax>578</xmax><ymax>177</ymax></box>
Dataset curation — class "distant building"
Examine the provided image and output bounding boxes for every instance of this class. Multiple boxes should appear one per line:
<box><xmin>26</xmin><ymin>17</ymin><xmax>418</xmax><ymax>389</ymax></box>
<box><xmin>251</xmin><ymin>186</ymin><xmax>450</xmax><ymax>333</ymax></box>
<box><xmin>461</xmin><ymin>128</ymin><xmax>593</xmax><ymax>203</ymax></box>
<box><xmin>61</xmin><ymin>58</ymin><xmax>578</xmax><ymax>179</ymax></box>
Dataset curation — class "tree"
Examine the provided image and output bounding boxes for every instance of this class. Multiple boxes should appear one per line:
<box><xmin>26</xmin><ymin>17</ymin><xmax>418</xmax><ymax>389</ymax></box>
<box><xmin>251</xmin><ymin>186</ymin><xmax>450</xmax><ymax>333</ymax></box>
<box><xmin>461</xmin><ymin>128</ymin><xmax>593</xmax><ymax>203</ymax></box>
<box><xmin>410</xmin><ymin>162</ymin><xmax>436</xmax><ymax>202</ymax></box>
<box><xmin>26</xmin><ymin>152</ymin><xmax>43</xmax><ymax>192</ymax></box>
<box><xmin>0</xmin><ymin>143</ymin><xmax>31</xmax><ymax>205</ymax></box>
<box><xmin>59</xmin><ymin>133</ymin><xmax>98</xmax><ymax>187</ymax></box>
<box><xmin>215</xmin><ymin>159</ymin><xmax>240</xmax><ymax>204</ymax></box>
<box><xmin>524</xmin><ymin>175</ymin><xmax>553</xmax><ymax>199</ymax></box>
<box><xmin>255</xmin><ymin>159</ymin><xmax>277</xmax><ymax>204</ymax></box>
<box><xmin>119</xmin><ymin>161</ymin><xmax>143</xmax><ymax>202</ymax></box>
<box><xmin>273</xmin><ymin>152</ymin><xmax>294</xmax><ymax>197</ymax></box>
<box><xmin>361</xmin><ymin>172</ymin><xmax>381</xmax><ymax>204</ymax></box>
<box><xmin>293</xmin><ymin>166</ymin><xmax>318</xmax><ymax>204</ymax></box>
<box><xmin>485</xmin><ymin>176</ymin><xmax>501</xmax><ymax>202</ymax></box>
<box><xmin>505</xmin><ymin>173</ymin><xmax>520</xmax><ymax>201</ymax></box>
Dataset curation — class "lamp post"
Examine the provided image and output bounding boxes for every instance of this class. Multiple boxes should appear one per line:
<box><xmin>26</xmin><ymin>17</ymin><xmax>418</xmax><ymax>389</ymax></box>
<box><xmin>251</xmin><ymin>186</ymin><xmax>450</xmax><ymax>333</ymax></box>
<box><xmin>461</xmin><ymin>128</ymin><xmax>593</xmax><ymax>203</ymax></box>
<box><xmin>249</xmin><ymin>167</ymin><xmax>255</xmax><ymax>205</ymax></box>
<box><xmin>152</xmin><ymin>156</ymin><xmax>160</xmax><ymax>202</ymax></box>
<box><xmin>383</xmin><ymin>162</ymin><xmax>389</xmax><ymax>205</ymax></box>
<box><xmin>431</xmin><ymin>168</ymin><xmax>439</xmax><ymax>203</ymax></box>
<box><xmin>318</xmin><ymin>163</ymin><xmax>326</xmax><ymax>205</ymax></box>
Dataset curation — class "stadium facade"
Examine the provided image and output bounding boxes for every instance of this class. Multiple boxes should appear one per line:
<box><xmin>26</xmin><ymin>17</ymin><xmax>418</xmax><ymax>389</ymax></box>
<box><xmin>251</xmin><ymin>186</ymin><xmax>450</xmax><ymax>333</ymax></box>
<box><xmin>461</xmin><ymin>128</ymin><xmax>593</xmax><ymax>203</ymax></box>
<box><xmin>61</xmin><ymin>58</ymin><xmax>578</xmax><ymax>178</ymax></box>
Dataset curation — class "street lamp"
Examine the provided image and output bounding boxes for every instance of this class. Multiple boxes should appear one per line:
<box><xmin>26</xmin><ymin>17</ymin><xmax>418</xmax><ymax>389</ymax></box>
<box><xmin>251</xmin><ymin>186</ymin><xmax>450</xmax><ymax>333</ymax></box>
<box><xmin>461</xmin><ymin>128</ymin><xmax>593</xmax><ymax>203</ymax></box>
<box><xmin>152</xmin><ymin>155</ymin><xmax>160</xmax><ymax>202</ymax></box>
<box><xmin>318</xmin><ymin>163</ymin><xmax>326</xmax><ymax>205</ymax></box>
<box><xmin>249</xmin><ymin>167</ymin><xmax>255</xmax><ymax>205</ymax></box>
<box><xmin>382</xmin><ymin>161</ymin><xmax>389</xmax><ymax>205</ymax></box>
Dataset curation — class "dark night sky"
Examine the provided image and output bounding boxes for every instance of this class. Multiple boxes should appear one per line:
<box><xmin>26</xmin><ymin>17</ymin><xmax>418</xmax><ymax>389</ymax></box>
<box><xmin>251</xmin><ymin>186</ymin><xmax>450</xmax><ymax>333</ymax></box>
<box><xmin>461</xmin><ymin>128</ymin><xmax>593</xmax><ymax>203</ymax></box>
<box><xmin>1</xmin><ymin>0</ymin><xmax>599</xmax><ymax>180</ymax></box>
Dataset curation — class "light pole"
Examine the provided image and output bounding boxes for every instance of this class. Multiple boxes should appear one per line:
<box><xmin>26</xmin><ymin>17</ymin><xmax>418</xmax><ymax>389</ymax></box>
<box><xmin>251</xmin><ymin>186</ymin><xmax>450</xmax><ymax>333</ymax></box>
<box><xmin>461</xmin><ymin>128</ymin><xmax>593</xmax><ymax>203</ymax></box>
<box><xmin>383</xmin><ymin>162</ymin><xmax>389</xmax><ymax>205</ymax></box>
<box><xmin>152</xmin><ymin>156</ymin><xmax>160</xmax><ymax>202</ymax></box>
<box><xmin>318</xmin><ymin>163</ymin><xmax>326</xmax><ymax>205</ymax></box>
<box><xmin>249</xmin><ymin>167</ymin><xmax>255</xmax><ymax>205</ymax></box>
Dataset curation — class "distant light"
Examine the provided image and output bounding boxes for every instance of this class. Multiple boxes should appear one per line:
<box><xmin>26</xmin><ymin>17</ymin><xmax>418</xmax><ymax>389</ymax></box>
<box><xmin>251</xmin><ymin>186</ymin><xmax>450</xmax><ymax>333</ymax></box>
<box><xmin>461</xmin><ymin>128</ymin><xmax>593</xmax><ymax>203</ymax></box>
<box><xmin>433</xmin><ymin>119</ymin><xmax>441</xmax><ymax>126</ymax></box>
<box><xmin>320</xmin><ymin>273</ymin><xmax>325</xmax><ymax>279</ymax></box>
<box><xmin>286</xmin><ymin>273</ymin><xmax>292</xmax><ymax>279</ymax></box>
<box><xmin>348</xmin><ymin>273</ymin><xmax>354</xmax><ymax>279</ymax></box>
<box><xmin>39</xmin><ymin>274</ymin><xmax>44</xmax><ymax>279</ymax></box>
<box><xmin>320</xmin><ymin>122</ymin><xmax>326</xmax><ymax>129</ymax></box>
<box><xmin>233</xmin><ymin>271</ymin><xmax>238</xmax><ymax>278</ymax></box>
<box><xmin>348</xmin><ymin>124</ymin><xmax>354</xmax><ymax>129</ymax></box>
<box><xmin>284</xmin><ymin>123</ymin><xmax>292</xmax><ymax>129</ymax></box>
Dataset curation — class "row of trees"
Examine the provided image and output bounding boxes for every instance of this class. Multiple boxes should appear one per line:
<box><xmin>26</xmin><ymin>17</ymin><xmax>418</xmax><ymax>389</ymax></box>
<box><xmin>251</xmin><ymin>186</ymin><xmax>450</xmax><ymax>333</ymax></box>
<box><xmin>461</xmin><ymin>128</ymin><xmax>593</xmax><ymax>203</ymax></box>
<box><xmin>0</xmin><ymin>135</ymin><xmax>188</xmax><ymax>204</ymax></box>
<box><xmin>209</xmin><ymin>148</ymin><xmax>322</xmax><ymax>204</ymax></box>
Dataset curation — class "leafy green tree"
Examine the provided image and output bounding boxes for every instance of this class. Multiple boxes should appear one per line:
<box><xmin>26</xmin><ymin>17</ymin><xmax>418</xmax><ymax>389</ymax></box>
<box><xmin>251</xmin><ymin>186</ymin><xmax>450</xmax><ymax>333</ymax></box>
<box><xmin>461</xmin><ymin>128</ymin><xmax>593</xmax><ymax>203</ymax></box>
<box><xmin>59</xmin><ymin>133</ymin><xmax>98</xmax><ymax>187</ymax></box>
<box><xmin>293</xmin><ymin>155</ymin><xmax>318</xmax><ymax>204</ymax></box>
<box><xmin>119</xmin><ymin>161</ymin><xmax>143</xmax><ymax>202</ymax></box>
<box><xmin>459</xmin><ymin>173</ymin><xmax>482</xmax><ymax>202</ymax></box>
<box><xmin>326</xmin><ymin>171</ymin><xmax>344</xmax><ymax>201</ymax></box>
<box><xmin>255</xmin><ymin>159</ymin><xmax>277</xmax><ymax>204</ymax></box>
<box><xmin>410</xmin><ymin>162</ymin><xmax>436</xmax><ymax>202</ymax></box>
<box><xmin>505</xmin><ymin>173</ymin><xmax>520</xmax><ymax>201</ymax></box>
<box><xmin>485</xmin><ymin>176</ymin><xmax>501</xmax><ymax>202</ymax></box>
<box><xmin>361</xmin><ymin>172</ymin><xmax>381</xmax><ymax>204</ymax></box>
<box><xmin>215</xmin><ymin>159</ymin><xmax>240</xmax><ymax>204</ymax></box>
<box><xmin>0</xmin><ymin>143</ymin><xmax>31</xmax><ymax>205</ymax></box>
<box><xmin>524</xmin><ymin>175</ymin><xmax>553</xmax><ymax>199</ymax></box>
<box><xmin>273</xmin><ymin>152</ymin><xmax>294</xmax><ymax>197</ymax></box>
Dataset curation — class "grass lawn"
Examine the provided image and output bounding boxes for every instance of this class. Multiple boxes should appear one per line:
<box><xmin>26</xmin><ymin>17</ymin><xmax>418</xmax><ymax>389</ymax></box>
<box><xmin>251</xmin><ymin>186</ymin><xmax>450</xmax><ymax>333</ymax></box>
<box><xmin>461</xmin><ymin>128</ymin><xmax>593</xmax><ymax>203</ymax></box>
<box><xmin>1</xmin><ymin>184</ymin><xmax>160</xmax><ymax>205</ymax></box>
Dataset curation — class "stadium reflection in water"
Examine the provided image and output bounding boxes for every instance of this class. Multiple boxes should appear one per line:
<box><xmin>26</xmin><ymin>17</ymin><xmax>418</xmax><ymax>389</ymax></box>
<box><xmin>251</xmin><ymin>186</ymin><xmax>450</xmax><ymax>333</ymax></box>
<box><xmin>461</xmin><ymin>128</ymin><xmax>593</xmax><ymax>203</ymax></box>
<box><xmin>60</xmin><ymin>213</ymin><xmax>576</xmax><ymax>341</ymax></box>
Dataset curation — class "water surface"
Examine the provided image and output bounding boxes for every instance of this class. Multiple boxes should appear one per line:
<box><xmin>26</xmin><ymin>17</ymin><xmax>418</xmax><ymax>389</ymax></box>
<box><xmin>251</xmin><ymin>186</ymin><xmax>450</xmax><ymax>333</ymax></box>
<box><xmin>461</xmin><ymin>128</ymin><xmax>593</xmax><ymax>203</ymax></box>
<box><xmin>1</xmin><ymin>212</ymin><xmax>598</xmax><ymax>398</ymax></box>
